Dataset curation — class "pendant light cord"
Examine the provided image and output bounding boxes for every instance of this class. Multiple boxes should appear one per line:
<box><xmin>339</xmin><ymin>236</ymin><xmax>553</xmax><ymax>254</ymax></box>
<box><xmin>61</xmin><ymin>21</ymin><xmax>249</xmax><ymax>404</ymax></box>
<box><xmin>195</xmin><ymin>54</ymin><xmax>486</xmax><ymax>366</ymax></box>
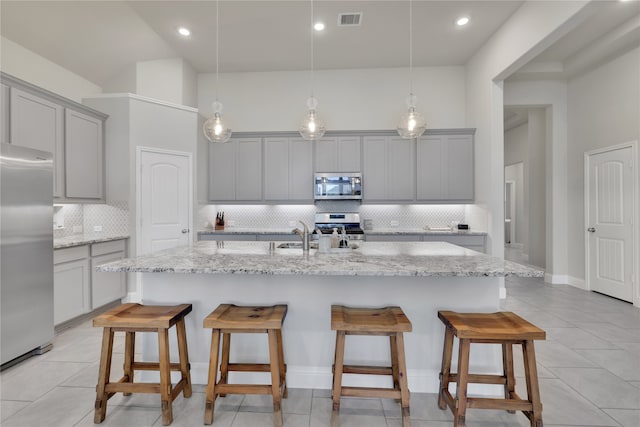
<box><xmin>409</xmin><ymin>0</ymin><xmax>413</xmax><ymax>96</ymax></box>
<box><xmin>310</xmin><ymin>0</ymin><xmax>315</xmax><ymax>99</ymax></box>
<box><xmin>215</xmin><ymin>0</ymin><xmax>220</xmax><ymax>103</ymax></box>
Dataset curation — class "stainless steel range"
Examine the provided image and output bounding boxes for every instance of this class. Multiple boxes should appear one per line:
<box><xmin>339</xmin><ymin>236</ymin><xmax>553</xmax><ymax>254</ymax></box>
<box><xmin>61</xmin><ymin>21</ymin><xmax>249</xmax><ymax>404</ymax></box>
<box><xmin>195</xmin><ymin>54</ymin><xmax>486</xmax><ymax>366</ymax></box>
<box><xmin>314</xmin><ymin>213</ymin><xmax>364</xmax><ymax>240</ymax></box>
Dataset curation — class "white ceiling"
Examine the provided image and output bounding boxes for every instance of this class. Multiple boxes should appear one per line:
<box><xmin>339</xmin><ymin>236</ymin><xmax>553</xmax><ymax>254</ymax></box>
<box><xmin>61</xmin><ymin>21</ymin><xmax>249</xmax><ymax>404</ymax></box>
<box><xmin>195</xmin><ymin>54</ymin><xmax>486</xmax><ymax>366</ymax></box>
<box><xmin>1</xmin><ymin>0</ymin><xmax>525</xmax><ymax>86</ymax></box>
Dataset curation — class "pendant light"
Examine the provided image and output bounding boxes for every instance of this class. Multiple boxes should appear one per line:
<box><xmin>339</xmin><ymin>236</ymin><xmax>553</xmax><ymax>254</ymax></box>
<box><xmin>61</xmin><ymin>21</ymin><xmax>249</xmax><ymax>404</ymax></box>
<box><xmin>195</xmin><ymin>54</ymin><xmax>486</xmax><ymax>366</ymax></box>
<box><xmin>203</xmin><ymin>0</ymin><xmax>232</xmax><ymax>143</ymax></box>
<box><xmin>397</xmin><ymin>0</ymin><xmax>426</xmax><ymax>139</ymax></box>
<box><xmin>299</xmin><ymin>0</ymin><xmax>326</xmax><ymax>140</ymax></box>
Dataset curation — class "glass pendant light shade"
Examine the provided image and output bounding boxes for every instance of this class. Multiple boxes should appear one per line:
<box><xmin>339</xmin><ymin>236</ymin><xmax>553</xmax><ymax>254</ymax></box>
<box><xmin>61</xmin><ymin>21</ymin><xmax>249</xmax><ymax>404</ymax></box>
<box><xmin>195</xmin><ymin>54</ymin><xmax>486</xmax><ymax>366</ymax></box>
<box><xmin>203</xmin><ymin>101</ymin><xmax>232</xmax><ymax>143</ymax></box>
<box><xmin>397</xmin><ymin>94</ymin><xmax>426</xmax><ymax>139</ymax></box>
<box><xmin>299</xmin><ymin>96</ymin><xmax>326</xmax><ymax>140</ymax></box>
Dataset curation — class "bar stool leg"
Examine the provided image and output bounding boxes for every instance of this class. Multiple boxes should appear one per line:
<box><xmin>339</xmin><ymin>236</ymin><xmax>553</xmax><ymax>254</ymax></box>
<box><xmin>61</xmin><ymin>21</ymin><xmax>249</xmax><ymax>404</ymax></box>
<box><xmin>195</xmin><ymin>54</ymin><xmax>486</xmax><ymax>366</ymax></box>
<box><xmin>390</xmin><ymin>335</ymin><xmax>400</xmax><ymax>394</ymax></box>
<box><xmin>331</xmin><ymin>331</ymin><xmax>346</xmax><ymax>427</ymax></box>
<box><xmin>123</xmin><ymin>331</ymin><xmax>135</xmax><ymax>396</ymax></box>
<box><xmin>268</xmin><ymin>330</ymin><xmax>283</xmax><ymax>427</ymax></box>
<box><xmin>176</xmin><ymin>318</ymin><xmax>192</xmax><ymax>398</ymax></box>
<box><xmin>454</xmin><ymin>339</ymin><xmax>471</xmax><ymax>427</ymax></box>
<box><xmin>94</xmin><ymin>327</ymin><xmax>114</xmax><ymax>424</ymax></box>
<box><xmin>438</xmin><ymin>327</ymin><xmax>454</xmax><ymax>410</ymax></box>
<box><xmin>502</xmin><ymin>342</ymin><xmax>516</xmax><ymax>413</ymax></box>
<box><xmin>523</xmin><ymin>340</ymin><xmax>543</xmax><ymax>427</ymax></box>
<box><xmin>204</xmin><ymin>329</ymin><xmax>221</xmax><ymax>425</ymax></box>
<box><xmin>395</xmin><ymin>332</ymin><xmax>411</xmax><ymax>427</ymax></box>
<box><xmin>276</xmin><ymin>329</ymin><xmax>287</xmax><ymax>398</ymax></box>
<box><xmin>219</xmin><ymin>332</ymin><xmax>231</xmax><ymax>397</ymax></box>
<box><xmin>158</xmin><ymin>328</ymin><xmax>173</xmax><ymax>426</ymax></box>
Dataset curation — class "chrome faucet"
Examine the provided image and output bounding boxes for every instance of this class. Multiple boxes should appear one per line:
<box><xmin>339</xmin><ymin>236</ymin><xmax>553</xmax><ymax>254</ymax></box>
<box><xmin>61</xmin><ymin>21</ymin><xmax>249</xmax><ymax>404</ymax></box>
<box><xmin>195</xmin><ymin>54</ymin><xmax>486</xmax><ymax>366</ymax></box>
<box><xmin>292</xmin><ymin>220</ymin><xmax>311</xmax><ymax>252</ymax></box>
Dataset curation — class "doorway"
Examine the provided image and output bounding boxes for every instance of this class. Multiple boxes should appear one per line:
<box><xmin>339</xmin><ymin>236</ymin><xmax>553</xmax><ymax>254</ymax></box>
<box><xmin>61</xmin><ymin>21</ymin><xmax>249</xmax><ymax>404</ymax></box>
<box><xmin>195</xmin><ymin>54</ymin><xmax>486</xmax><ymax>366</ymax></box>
<box><xmin>137</xmin><ymin>147</ymin><xmax>192</xmax><ymax>256</ymax></box>
<box><xmin>585</xmin><ymin>142</ymin><xmax>637</xmax><ymax>303</ymax></box>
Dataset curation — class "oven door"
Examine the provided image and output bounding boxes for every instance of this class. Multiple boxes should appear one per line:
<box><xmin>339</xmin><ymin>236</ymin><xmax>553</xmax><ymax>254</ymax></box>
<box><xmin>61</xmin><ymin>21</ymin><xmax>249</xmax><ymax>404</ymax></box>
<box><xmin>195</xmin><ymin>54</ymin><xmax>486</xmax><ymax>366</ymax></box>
<box><xmin>314</xmin><ymin>173</ymin><xmax>362</xmax><ymax>200</ymax></box>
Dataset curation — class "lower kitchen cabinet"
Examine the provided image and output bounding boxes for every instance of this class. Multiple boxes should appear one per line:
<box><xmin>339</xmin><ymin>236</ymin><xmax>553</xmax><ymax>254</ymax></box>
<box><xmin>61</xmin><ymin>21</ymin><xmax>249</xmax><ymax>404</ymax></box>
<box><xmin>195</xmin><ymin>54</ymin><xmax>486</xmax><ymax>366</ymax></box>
<box><xmin>53</xmin><ymin>246</ymin><xmax>91</xmax><ymax>325</ymax></box>
<box><xmin>53</xmin><ymin>239</ymin><xmax>127</xmax><ymax>325</ymax></box>
<box><xmin>365</xmin><ymin>233</ymin><xmax>486</xmax><ymax>252</ymax></box>
<box><xmin>365</xmin><ymin>234</ymin><xmax>423</xmax><ymax>242</ymax></box>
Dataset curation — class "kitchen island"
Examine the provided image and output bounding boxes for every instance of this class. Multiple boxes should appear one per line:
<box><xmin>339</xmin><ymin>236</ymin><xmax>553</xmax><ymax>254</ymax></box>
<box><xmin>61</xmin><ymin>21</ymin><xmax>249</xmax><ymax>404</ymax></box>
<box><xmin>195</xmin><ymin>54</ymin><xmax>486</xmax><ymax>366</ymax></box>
<box><xmin>98</xmin><ymin>241</ymin><xmax>542</xmax><ymax>393</ymax></box>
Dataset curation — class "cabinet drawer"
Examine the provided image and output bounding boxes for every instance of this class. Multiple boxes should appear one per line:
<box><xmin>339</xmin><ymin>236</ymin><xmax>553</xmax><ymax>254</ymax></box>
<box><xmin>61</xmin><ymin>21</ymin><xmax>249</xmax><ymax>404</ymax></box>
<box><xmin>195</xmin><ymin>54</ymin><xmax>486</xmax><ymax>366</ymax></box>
<box><xmin>256</xmin><ymin>234</ymin><xmax>298</xmax><ymax>241</ymax></box>
<box><xmin>365</xmin><ymin>234</ymin><xmax>423</xmax><ymax>242</ymax></box>
<box><xmin>423</xmin><ymin>235</ymin><xmax>485</xmax><ymax>246</ymax></box>
<box><xmin>91</xmin><ymin>239</ymin><xmax>126</xmax><ymax>256</ymax></box>
<box><xmin>54</xmin><ymin>245</ymin><xmax>89</xmax><ymax>264</ymax></box>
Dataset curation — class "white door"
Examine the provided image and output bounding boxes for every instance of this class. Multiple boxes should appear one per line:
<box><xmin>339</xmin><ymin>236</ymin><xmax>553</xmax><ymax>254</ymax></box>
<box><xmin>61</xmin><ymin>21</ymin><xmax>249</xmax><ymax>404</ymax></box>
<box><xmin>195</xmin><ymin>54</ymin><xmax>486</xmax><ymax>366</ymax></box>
<box><xmin>586</xmin><ymin>144</ymin><xmax>635</xmax><ymax>302</ymax></box>
<box><xmin>139</xmin><ymin>149</ymin><xmax>191</xmax><ymax>255</ymax></box>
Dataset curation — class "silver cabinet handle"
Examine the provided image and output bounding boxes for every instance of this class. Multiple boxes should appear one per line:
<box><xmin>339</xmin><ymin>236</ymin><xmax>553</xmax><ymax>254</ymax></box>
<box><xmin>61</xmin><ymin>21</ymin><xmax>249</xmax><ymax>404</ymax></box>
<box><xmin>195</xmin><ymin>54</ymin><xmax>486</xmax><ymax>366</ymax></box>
<box><xmin>181</xmin><ymin>229</ymin><xmax>189</xmax><ymax>234</ymax></box>
<box><xmin>587</xmin><ymin>227</ymin><xmax>596</xmax><ymax>233</ymax></box>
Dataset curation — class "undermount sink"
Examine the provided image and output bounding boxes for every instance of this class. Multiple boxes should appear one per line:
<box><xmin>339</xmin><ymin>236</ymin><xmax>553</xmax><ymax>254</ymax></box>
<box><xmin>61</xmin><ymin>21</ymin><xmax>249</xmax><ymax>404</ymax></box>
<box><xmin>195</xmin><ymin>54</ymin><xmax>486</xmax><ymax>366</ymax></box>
<box><xmin>277</xmin><ymin>242</ymin><xmax>319</xmax><ymax>249</ymax></box>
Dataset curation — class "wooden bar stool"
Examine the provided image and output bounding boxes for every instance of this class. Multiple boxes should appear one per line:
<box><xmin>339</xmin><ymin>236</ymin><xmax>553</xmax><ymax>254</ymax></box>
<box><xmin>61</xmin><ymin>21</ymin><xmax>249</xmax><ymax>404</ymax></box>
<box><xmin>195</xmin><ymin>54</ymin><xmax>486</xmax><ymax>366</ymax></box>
<box><xmin>437</xmin><ymin>311</ymin><xmax>546</xmax><ymax>427</ymax></box>
<box><xmin>331</xmin><ymin>305</ymin><xmax>412</xmax><ymax>427</ymax></box>
<box><xmin>203</xmin><ymin>304</ymin><xmax>288</xmax><ymax>427</ymax></box>
<box><xmin>93</xmin><ymin>303</ymin><xmax>192</xmax><ymax>426</ymax></box>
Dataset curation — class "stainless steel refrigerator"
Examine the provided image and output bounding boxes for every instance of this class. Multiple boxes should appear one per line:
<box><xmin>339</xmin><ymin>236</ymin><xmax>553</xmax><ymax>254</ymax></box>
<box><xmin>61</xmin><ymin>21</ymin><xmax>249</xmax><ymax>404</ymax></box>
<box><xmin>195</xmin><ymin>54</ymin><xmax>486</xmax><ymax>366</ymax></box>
<box><xmin>1</xmin><ymin>142</ymin><xmax>54</xmax><ymax>366</ymax></box>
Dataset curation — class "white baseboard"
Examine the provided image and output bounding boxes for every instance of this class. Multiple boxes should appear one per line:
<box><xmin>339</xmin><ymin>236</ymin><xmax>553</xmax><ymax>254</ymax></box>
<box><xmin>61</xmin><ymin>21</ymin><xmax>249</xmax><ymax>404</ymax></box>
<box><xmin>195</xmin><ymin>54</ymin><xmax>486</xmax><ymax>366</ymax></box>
<box><xmin>567</xmin><ymin>276</ymin><xmax>587</xmax><ymax>290</ymax></box>
<box><xmin>544</xmin><ymin>274</ymin><xmax>569</xmax><ymax>285</ymax></box>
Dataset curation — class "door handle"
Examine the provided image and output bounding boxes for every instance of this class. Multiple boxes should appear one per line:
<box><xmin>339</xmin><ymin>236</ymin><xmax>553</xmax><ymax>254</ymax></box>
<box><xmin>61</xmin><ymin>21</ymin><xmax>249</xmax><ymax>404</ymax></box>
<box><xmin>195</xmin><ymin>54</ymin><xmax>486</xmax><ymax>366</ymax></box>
<box><xmin>181</xmin><ymin>229</ymin><xmax>190</xmax><ymax>234</ymax></box>
<box><xmin>587</xmin><ymin>227</ymin><xmax>596</xmax><ymax>233</ymax></box>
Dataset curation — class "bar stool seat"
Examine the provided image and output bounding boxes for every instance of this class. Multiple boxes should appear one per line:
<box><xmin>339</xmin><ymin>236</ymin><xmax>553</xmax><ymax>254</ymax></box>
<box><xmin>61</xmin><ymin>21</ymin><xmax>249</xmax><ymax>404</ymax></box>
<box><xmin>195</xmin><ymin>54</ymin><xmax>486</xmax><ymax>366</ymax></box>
<box><xmin>331</xmin><ymin>305</ymin><xmax>412</xmax><ymax>427</ymax></box>
<box><xmin>93</xmin><ymin>303</ymin><xmax>193</xmax><ymax>426</ymax></box>
<box><xmin>437</xmin><ymin>311</ymin><xmax>546</xmax><ymax>427</ymax></box>
<box><xmin>204</xmin><ymin>304</ymin><xmax>288</xmax><ymax>427</ymax></box>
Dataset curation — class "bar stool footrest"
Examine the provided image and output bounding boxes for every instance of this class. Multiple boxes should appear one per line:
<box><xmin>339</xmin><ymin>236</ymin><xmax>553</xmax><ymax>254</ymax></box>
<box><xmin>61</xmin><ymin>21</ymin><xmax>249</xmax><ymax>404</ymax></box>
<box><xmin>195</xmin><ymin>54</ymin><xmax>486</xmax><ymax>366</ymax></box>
<box><xmin>444</xmin><ymin>373</ymin><xmax>508</xmax><ymax>385</ymax></box>
<box><xmin>131</xmin><ymin>361</ymin><xmax>188</xmax><ymax>372</ymax></box>
<box><xmin>226</xmin><ymin>363</ymin><xmax>287</xmax><ymax>373</ymax></box>
<box><xmin>215</xmin><ymin>383</ymin><xmax>274</xmax><ymax>395</ymax></box>
<box><xmin>467</xmin><ymin>396</ymin><xmax>532</xmax><ymax>411</ymax></box>
<box><xmin>341</xmin><ymin>386</ymin><xmax>402</xmax><ymax>399</ymax></box>
<box><xmin>341</xmin><ymin>365</ymin><xmax>393</xmax><ymax>376</ymax></box>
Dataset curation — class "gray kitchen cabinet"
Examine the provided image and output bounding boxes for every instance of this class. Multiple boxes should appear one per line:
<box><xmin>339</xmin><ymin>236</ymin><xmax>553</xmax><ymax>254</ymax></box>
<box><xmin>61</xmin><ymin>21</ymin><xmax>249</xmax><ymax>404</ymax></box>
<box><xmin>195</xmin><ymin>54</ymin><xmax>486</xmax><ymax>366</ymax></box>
<box><xmin>65</xmin><ymin>109</ymin><xmax>104</xmax><ymax>199</ymax></box>
<box><xmin>315</xmin><ymin>136</ymin><xmax>361</xmax><ymax>172</ymax></box>
<box><xmin>10</xmin><ymin>87</ymin><xmax>65</xmax><ymax>197</ymax></box>
<box><xmin>1</xmin><ymin>83</ymin><xmax>9</xmax><ymax>144</ymax></box>
<box><xmin>53</xmin><ymin>246</ymin><xmax>90</xmax><ymax>325</ymax></box>
<box><xmin>363</xmin><ymin>136</ymin><xmax>414</xmax><ymax>201</ymax></box>
<box><xmin>365</xmin><ymin>234</ymin><xmax>423</xmax><ymax>242</ymax></box>
<box><xmin>417</xmin><ymin>134</ymin><xmax>474</xmax><ymax>202</ymax></box>
<box><xmin>91</xmin><ymin>240</ymin><xmax>126</xmax><ymax>309</ymax></box>
<box><xmin>209</xmin><ymin>138</ymin><xmax>262</xmax><ymax>202</ymax></box>
<box><xmin>423</xmin><ymin>234</ymin><xmax>485</xmax><ymax>252</ymax></box>
<box><xmin>264</xmin><ymin>137</ymin><xmax>313</xmax><ymax>201</ymax></box>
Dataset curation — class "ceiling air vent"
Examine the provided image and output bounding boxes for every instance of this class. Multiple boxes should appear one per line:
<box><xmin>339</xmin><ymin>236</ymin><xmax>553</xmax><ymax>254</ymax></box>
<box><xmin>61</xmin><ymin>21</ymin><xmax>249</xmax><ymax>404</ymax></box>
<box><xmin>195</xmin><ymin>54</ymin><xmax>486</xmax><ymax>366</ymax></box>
<box><xmin>338</xmin><ymin>12</ymin><xmax>362</xmax><ymax>26</ymax></box>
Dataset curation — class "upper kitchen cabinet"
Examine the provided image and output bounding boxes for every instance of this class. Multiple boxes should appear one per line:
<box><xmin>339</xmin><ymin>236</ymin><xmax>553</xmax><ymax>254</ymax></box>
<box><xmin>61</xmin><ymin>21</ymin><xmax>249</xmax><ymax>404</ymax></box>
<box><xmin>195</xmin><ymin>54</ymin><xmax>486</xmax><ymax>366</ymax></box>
<box><xmin>315</xmin><ymin>136</ymin><xmax>361</xmax><ymax>172</ymax></box>
<box><xmin>10</xmin><ymin>87</ymin><xmax>65</xmax><ymax>197</ymax></box>
<box><xmin>2</xmin><ymin>73</ymin><xmax>107</xmax><ymax>202</ymax></box>
<box><xmin>209</xmin><ymin>138</ymin><xmax>262</xmax><ymax>202</ymax></box>
<box><xmin>363</xmin><ymin>135</ymin><xmax>414</xmax><ymax>202</ymax></box>
<box><xmin>417</xmin><ymin>132</ymin><xmax>474</xmax><ymax>202</ymax></box>
<box><xmin>264</xmin><ymin>137</ymin><xmax>313</xmax><ymax>202</ymax></box>
<box><xmin>65</xmin><ymin>109</ymin><xmax>104</xmax><ymax>200</ymax></box>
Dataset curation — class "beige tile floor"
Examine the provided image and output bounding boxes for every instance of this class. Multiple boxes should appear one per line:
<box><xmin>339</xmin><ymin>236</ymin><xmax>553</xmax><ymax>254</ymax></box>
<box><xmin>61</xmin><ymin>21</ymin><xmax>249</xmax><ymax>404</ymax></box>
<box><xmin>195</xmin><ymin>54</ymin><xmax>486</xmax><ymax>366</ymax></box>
<box><xmin>1</xmin><ymin>276</ymin><xmax>639</xmax><ymax>426</ymax></box>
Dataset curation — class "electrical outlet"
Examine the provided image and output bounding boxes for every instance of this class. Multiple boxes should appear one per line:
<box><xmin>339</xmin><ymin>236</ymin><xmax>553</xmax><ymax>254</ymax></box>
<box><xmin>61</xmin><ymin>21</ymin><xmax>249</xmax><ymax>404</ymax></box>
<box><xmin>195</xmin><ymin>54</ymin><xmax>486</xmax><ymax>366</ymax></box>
<box><xmin>93</xmin><ymin>225</ymin><xmax>103</xmax><ymax>232</ymax></box>
<box><xmin>390</xmin><ymin>220</ymin><xmax>400</xmax><ymax>227</ymax></box>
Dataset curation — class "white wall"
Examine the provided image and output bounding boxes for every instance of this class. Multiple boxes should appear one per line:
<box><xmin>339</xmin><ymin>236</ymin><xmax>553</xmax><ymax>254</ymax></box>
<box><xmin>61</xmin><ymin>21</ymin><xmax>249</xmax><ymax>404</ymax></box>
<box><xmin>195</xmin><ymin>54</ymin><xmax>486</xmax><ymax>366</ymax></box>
<box><xmin>567</xmin><ymin>46</ymin><xmax>640</xmax><ymax>282</ymax></box>
<box><xmin>136</xmin><ymin>58</ymin><xmax>184</xmax><ymax>106</ymax></box>
<box><xmin>0</xmin><ymin>36</ymin><xmax>102</xmax><ymax>102</ymax></box>
<box><xmin>198</xmin><ymin>66</ymin><xmax>466</xmax><ymax>131</ymax></box>
<box><xmin>527</xmin><ymin>109</ymin><xmax>546</xmax><ymax>268</ymax></box>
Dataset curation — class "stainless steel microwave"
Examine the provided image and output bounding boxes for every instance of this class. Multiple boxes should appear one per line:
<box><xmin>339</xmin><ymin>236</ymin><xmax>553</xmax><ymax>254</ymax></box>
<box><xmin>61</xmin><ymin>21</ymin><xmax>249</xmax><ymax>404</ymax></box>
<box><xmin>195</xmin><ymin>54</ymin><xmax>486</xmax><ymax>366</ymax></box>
<box><xmin>314</xmin><ymin>172</ymin><xmax>362</xmax><ymax>200</ymax></box>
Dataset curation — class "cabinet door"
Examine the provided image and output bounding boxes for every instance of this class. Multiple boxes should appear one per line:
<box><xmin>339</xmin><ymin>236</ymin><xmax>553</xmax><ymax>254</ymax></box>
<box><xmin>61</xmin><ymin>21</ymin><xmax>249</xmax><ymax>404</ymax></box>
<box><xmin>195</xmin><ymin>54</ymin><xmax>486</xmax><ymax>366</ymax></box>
<box><xmin>65</xmin><ymin>109</ymin><xmax>104</xmax><ymax>199</ymax></box>
<box><xmin>417</xmin><ymin>136</ymin><xmax>444</xmax><ymax>200</ymax></box>
<box><xmin>91</xmin><ymin>252</ymin><xmax>126</xmax><ymax>309</ymax></box>
<box><xmin>363</xmin><ymin>136</ymin><xmax>387</xmax><ymax>200</ymax></box>
<box><xmin>264</xmin><ymin>138</ymin><xmax>289</xmax><ymax>200</ymax></box>
<box><xmin>235</xmin><ymin>138</ymin><xmax>262</xmax><ymax>200</ymax></box>
<box><xmin>315</xmin><ymin>137</ymin><xmax>338</xmax><ymax>171</ymax></box>
<box><xmin>209</xmin><ymin>140</ymin><xmax>236</xmax><ymax>201</ymax></box>
<box><xmin>54</xmin><ymin>259</ymin><xmax>90</xmax><ymax>325</ymax></box>
<box><xmin>1</xmin><ymin>83</ymin><xmax>9</xmax><ymax>144</ymax></box>
<box><xmin>289</xmin><ymin>138</ymin><xmax>313</xmax><ymax>200</ymax></box>
<box><xmin>387</xmin><ymin>137</ymin><xmax>414</xmax><ymax>200</ymax></box>
<box><xmin>338</xmin><ymin>137</ymin><xmax>361</xmax><ymax>172</ymax></box>
<box><xmin>446</xmin><ymin>135</ymin><xmax>474</xmax><ymax>201</ymax></box>
<box><xmin>10</xmin><ymin>88</ymin><xmax>64</xmax><ymax>197</ymax></box>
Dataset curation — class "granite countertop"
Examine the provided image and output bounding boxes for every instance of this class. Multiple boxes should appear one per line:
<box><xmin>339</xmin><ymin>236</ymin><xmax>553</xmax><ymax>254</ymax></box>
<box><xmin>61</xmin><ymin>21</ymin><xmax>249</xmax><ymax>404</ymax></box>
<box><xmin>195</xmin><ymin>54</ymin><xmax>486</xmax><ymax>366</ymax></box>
<box><xmin>97</xmin><ymin>241</ymin><xmax>542</xmax><ymax>278</ymax></box>
<box><xmin>54</xmin><ymin>234</ymin><xmax>129</xmax><ymax>249</ymax></box>
<box><xmin>197</xmin><ymin>228</ymin><xmax>487</xmax><ymax>236</ymax></box>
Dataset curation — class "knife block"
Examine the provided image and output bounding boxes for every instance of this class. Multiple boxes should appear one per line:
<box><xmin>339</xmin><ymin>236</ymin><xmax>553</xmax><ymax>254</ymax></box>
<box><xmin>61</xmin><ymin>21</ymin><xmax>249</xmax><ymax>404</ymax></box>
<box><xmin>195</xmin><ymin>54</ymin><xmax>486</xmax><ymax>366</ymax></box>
<box><xmin>215</xmin><ymin>221</ymin><xmax>225</xmax><ymax>230</ymax></box>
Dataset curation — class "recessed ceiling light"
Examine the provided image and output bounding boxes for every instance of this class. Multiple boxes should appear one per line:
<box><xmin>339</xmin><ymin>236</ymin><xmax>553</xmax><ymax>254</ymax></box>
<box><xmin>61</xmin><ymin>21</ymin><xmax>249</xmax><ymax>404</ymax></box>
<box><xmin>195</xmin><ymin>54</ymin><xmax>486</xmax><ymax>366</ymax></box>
<box><xmin>456</xmin><ymin>16</ymin><xmax>470</xmax><ymax>26</ymax></box>
<box><xmin>177</xmin><ymin>27</ymin><xmax>191</xmax><ymax>37</ymax></box>
<box><xmin>314</xmin><ymin>22</ymin><xmax>325</xmax><ymax>31</ymax></box>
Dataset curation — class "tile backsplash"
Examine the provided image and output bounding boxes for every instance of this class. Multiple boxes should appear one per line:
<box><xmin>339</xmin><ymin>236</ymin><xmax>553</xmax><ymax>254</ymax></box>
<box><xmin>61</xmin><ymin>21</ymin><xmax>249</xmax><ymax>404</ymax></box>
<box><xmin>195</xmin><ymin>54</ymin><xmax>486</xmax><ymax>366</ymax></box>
<box><xmin>198</xmin><ymin>203</ymin><xmax>478</xmax><ymax>231</ymax></box>
<box><xmin>53</xmin><ymin>201</ymin><xmax>129</xmax><ymax>238</ymax></box>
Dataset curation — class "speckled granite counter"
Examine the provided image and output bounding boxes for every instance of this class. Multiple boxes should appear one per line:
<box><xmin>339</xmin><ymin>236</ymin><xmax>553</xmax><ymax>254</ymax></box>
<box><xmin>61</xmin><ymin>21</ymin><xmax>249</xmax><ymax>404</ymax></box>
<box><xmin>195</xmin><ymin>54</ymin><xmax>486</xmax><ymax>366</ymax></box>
<box><xmin>111</xmin><ymin>241</ymin><xmax>541</xmax><ymax>392</ymax></box>
<box><xmin>365</xmin><ymin>228</ymin><xmax>487</xmax><ymax>236</ymax></box>
<box><xmin>98</xmin><ymin>241</ymin><xmax>539</xmax><ymax>277</ymax></box>
<box><xmin>54</xmin><ymin>234</ymin><xmax>129</xmax><ymax>249</ymax></box>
